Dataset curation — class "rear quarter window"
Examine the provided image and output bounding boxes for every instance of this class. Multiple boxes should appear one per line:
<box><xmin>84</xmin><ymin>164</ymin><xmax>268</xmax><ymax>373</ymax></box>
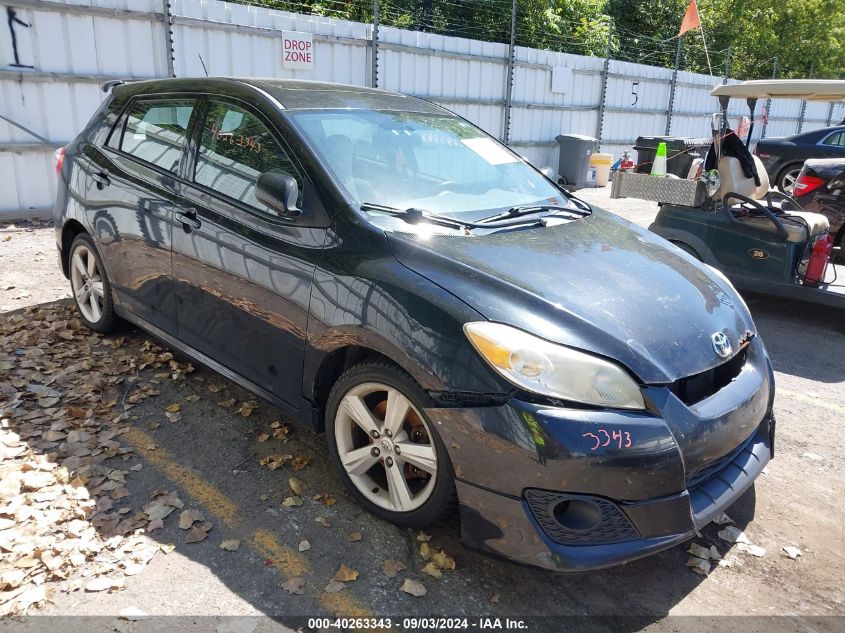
<box><xmin>118</xmin><ymin>99</ymin><xmax>195</xmax><ymax>173</ymax></box>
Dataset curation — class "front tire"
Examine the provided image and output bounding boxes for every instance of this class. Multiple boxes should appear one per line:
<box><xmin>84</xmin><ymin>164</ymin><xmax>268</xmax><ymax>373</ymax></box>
<box><xmin>68</xmin><ymin>233</ymin><xmax>116</xmax><ymax>333</ymax></box>
<box><xmin>325</xmin><ymin>361</ymin><xmax>455</xmax><ymax>528</ymax></box>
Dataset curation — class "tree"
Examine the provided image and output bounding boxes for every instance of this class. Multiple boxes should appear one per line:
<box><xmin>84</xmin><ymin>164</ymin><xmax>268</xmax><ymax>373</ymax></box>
<box><xmin>243</xmin><ymin>0</ymin><xmax>844</xmax><ymax>78</ymax></box>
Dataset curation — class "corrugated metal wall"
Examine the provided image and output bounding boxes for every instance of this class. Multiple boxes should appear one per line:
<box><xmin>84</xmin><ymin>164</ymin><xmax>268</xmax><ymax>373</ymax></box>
<box><xmin>0</xmin><ymin>0</ymin><xmax>168</xmax><ymax>216</ymax></box>
<box><xmin>1</xmin><ymin>0</ymin><xmax>842</xmax><ymax>218</ymax></box>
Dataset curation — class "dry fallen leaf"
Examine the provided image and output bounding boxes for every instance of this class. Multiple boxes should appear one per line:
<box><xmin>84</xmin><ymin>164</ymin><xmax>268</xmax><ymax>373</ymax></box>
<box><xmin>421</xmin><ymin>562</ymin><xmax>442</xmax><ymax>579</ymax></box>
<box><xmin>281</xmin><ymin>576</ymin><xmax>306</xmax><ymax>595</ymax></box>
<box><xmin>382</xmin><ymin>559</ymin><xmax>406</xmax><ymax>577</ymax></box>
<box><xmin>315</xmin><ymin>516</ymin><xmax>331</xmax><ymax>528</ymax></box>
<box><xmin>333</xmin><ymin>564</ymin><xmax>359</xmax><ymax>582</ymax></box>
<box><xmin>419</xmin><ymin>542</ymin><xmax>433</xmax><ymax>561</ymax></box>
<box><xmin>256</xmin><ymin>433</ymin><xmax>270</xmax><ymax>443</ymax></box>
<box><xmin>347</xmin><ymin>532</ymin><xmax>362</xmax><ymax>542</ymax></box>
<box><xmin>289</xmin><ymin>477</ymin><xmax>308</xmax><ymax>496</ymax></box>
<box><xmin>220</xmin><ymin>539</ymin><xmax>240</xmax><ymax>551</ymax></box>
<box><xmin>185</xmin><ymin>525</ymin><xmax>210</xmax><ymax>544</ymax></box>
<box><xmin>431</xmin><ymin>550</ymin><xmax>456</xmax><ymax>571</ymax></box>
<box><xmin>282</xmin><ymin>496</ymin><xmax>303</xmax><ymax>508</ymax></box>
<box><xmin>400</xmin><ymin>578</ymin><xmax>426</xmax><ymax>597</ymax></box>
<box><xmin>291</xmin><ymin>455</ymin><xmax>312</xmax><ymax>470</ymax></box>
<box><xmin>160</xmin><ymin>543</ymin><xmax>176</xmax><ymax>554</ymax></box>
<box><xmin>86</xmin><ymin>576</ymin><xmax>126</xmax><ymax>592</ymax></box>
<box><xmin>179</xmin><ymin>509</ymin><xmax>205</xmax><ymax>530</ymax></box>
<box><xmin>686</xmin><ymin>557</ymin><xmax>711</xmax><ymax>575</ymax></box>
<box><xmin>165</xmin><ymin>403</ymin><xmax>181</xmax><ymax>413</ymax></box>
<box><xmin>236</xmin><ymin>401</ymin><xmax>257</xmax><ymax>417</ymax></box>
<box><xmin>417</xmin><ymin>531</ymin><xmax>432</xmax><ymax>542</ymax></box>
<box><xmin>298</xmin><ymin>540</ymin><xmax>311</xmax><ymax>552</ymax></box>
<box><xmin>324</xmin><ymin>580</ymin><xmax>346</xmax><ymax>593</ymax></box>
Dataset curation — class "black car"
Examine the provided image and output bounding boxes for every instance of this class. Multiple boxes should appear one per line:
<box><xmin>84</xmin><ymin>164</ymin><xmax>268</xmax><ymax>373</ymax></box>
<box><xmin>53</xmin><ymin>78</ymin><xmax>774</xmax><ymax>571</ymax></box>
<box><xmin>755</xmin><ymin>124</ymin><xmax>845</xmax><ymax>193</ymax></box>
<box><xmin>791</xmin><ymin>158</ymin><xmax>845</xmax><ymax>253</ymax></box>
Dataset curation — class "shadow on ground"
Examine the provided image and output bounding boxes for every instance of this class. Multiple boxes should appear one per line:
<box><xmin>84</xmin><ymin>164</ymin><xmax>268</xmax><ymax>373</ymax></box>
<box><xmin>0</xmin><ymin>300</ymin><xmax>768</xmax><ymax>632</ymax></box>
<box><xmin>743</xmin><ymin>292</ymin><xmax>845</xmax><ymax>384</ymax></box>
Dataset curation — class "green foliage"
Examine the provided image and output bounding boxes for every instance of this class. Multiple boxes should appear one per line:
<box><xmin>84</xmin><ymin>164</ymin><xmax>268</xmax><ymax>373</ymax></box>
<box><xmin>239</xmin><ymin>0</ymin><xmax>844</xmax><ymax>78</ymax></box>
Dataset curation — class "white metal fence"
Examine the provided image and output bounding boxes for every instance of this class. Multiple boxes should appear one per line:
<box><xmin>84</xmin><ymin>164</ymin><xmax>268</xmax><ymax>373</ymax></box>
<box><xmin>1</xmin><ymin>0</ymin><xmax>843</xmax><ymax>219</ymax></box>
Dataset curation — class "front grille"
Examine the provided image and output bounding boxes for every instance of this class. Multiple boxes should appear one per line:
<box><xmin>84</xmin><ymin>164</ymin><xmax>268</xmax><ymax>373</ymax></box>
<box><xmin>668</xmin><ymin>347</ymin><xmax>747</xmax><ymax>406</ymax></box>
<box><xmin>685</xmin><ymin>431</ymin><xmax>756</xmax><ymax>489</ymax></box>
<box><xmin>524</xmin><ymin>489</ymin><xmax>639</xmax><ymax>545</ymax></box>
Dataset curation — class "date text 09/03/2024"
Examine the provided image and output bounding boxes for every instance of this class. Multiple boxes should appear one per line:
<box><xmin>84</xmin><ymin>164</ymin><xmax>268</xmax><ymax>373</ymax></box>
<box><xmin>306</xmin><ymin>618</ymin><xmax>529</xmax><ymax>630</ymax></box>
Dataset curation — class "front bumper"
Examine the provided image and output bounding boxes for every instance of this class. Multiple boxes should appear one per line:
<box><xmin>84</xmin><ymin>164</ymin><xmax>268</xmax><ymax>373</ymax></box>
<box><xmin>427</xmin><ymin>339</ymin><xmax>774</xmax><ymax>571</ymax></box>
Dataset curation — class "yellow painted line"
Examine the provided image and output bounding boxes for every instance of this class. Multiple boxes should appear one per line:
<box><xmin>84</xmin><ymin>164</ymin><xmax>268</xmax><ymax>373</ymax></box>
<box><xmin>122</xmin><ymin>427</ymin><xmax>240</xmax><ymax>527</ymax></box>
<box><xmin>122</xmin><ymin>426</ymin><xmax>372</xmax><ymax>617</ymax></box>
<box><xmin>778</xmin><ymin>388</ymin><xmax>845</xmax><ymax>416</ymax></box>
<box><xmin>249</xmin><ymin>528</ymin><xmax>311</xmax><ymax>579</ymax></box>
<box><xmin>321</xmin><ymin>592</ymin><xmax>373</xmax><ymax>618</ymax></box>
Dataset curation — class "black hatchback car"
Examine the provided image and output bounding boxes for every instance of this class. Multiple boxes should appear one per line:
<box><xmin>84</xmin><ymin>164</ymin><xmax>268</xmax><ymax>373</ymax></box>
<box><xmin>54</xmin><ymin>78</ymin><xmax>775</xmax><ymax>571</ymax></box>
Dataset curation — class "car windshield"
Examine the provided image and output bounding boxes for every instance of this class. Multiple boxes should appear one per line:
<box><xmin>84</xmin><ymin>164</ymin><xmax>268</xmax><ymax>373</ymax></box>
<box><xmin>287</xmin><ymin>109</ymin><xmax>567</xmax><ymax>216</ymax></box>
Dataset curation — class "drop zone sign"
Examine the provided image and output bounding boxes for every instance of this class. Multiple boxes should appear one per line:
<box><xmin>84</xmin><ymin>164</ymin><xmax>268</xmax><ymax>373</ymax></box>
<box><xmin>282</xmin><ymin>31</ymin><xmax>314</xmax><ymax>70</ymax></box>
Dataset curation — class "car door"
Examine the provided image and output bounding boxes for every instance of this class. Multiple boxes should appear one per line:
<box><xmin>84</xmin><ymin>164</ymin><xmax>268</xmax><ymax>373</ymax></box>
<box><xmin>171</xmin><ymin>98</ymin><xmax>329</xmax><ymax>410</ymax></box>
<box><xmin>83</xmin><ymin>97</ymin><xmax>198</xmax><ymax>335</ymax></box>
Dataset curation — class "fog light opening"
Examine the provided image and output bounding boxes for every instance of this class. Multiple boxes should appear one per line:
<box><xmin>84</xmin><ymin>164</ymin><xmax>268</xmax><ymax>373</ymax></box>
<box><xmin>552</xmin><ymin>499</ymin><xmax>602</xmax><ymax>532</ymax></box>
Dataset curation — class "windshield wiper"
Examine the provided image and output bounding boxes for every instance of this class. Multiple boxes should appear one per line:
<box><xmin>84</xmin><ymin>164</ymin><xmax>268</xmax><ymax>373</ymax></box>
<box><xmin>477</xmin><ymin>202</ymin><xmax>591</xmax><ymax>225</ymax></box>
<box><xmin>360</xmin><ymin>202</ymin><xmax>569</xmax><ymax>231</ymax></box>
<box><xmin>360</xmin><ymin>203</ymin><xmax>470</xmax><ymax>231</ymax></box>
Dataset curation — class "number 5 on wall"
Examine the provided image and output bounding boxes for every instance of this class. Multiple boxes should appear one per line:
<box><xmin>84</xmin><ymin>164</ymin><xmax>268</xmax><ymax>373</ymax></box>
<box><xmin>631</xmin><ymin>81</ymin><xmax>639</xmax><ymax>106</ymax></box>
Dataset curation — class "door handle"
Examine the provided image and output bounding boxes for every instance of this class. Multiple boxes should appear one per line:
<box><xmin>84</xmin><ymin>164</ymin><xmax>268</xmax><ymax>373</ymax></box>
<box><xmin>92</xmin><ymin>170</ymin><xmax>110</xmax><ymax>189</ymax></box>
<box><xmin>176</xmin><ymin>209</ymin><xmax>201</xmax><ymax>231</ymax></box>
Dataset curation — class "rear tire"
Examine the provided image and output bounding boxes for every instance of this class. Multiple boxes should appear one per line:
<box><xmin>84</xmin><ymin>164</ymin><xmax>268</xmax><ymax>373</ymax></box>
<box><xmin>777</xmin><ymin>164</ymin><xmax>803</xmax><ymax>194</ymax></box>
<box><xmin>325</xmin><ymin>361</ymin><xmax>455</xmax><ymax>528</ymax></box>
<box><xmin>68</xmin><ymin>233</ymin><xmax>116</xmax><ymax>333</ymax></box>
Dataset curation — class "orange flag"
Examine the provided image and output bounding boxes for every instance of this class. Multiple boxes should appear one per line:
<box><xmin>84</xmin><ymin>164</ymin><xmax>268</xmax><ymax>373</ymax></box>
<box><xmin>678</xmin><ymin>0</ymin><xmax>701</xmax><ymax>37</ymax></box>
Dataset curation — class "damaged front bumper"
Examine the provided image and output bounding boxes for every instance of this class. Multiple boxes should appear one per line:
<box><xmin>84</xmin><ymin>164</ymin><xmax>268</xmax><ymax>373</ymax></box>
<box><xmin>426</xmin><ymin>339</ymin><xmax>775</xmax><ymax>571</ymax></box>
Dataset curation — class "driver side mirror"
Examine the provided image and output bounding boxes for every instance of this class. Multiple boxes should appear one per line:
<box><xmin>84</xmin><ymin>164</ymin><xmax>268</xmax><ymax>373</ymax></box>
<box><xmin>256</xmin><ymin>172</ymin><xmax>302</xmax><ymax>217</ymax></box>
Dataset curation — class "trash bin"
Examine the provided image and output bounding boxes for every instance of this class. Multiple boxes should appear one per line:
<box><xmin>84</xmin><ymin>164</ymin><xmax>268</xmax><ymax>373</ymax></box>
<box><xmin>634</xmin><ymin>137</ymin><xmax>711</xmax><ymax>177</ymax></box>
<box><xmin>555</xmin><ymin>134</ymin><xmax>597</xmax><ymax>190</ymax></box>
<box><xmin>590</xmin><ymin>153</ymin><xmax>613</xmax><ymax>187</ymax></box>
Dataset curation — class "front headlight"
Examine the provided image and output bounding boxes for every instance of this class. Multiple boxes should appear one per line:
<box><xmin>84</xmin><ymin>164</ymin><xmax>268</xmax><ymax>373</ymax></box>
<box><xmin>464</xmin><ymin>322</ymin><xmax>645</xmax><ymax>410</ymax></box>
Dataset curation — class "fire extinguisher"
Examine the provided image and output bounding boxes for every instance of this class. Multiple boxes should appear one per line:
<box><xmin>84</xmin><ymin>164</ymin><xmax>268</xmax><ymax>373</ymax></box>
<box><xmin>804</xmin><ymin>234</ymin><xmax>833</xmax><ymax>286</ymax></box>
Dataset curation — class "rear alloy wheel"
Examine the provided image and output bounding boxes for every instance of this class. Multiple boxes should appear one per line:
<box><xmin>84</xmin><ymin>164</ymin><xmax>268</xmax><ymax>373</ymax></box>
<box><xmin>326</xmin><ymin>362</ymin><xmax>454</xmax><ymax>527</ymax></box>
<box><xmin>778</xmin><ymin>165</ymin><xmax>803</xmax><ymax>194</ymax></box>
<box><xmin>69</xmin><ymin>234</ymin><xmax>115</xmax><ymax>333</ymax></box>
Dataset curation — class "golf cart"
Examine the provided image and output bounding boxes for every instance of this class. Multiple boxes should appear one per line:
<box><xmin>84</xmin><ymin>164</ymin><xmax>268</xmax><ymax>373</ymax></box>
<box><xmin>614</xmin><ymin>79</ymin><xmax>845</xmax><ymax>308</ymax></box>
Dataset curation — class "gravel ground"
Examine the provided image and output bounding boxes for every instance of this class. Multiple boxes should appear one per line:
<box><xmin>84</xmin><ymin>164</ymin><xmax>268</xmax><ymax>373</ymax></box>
<box><xmin>1</xmin><ymin>187</ymin><xmax>843</xmax><ymax>631</ymax></box>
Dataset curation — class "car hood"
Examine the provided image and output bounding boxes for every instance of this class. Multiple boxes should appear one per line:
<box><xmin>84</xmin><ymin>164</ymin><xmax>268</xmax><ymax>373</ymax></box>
<box><xmin>385</xmin><ymin>209</ymin><xmax>756</xmax><ymax>384</ymax></box>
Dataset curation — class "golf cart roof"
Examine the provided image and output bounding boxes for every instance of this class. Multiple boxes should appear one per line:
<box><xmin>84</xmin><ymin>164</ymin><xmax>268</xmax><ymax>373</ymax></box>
<box><xmin>711</xmin><ymin>79</ymin><xmax>845</xmax><ymax>101</ymax></box>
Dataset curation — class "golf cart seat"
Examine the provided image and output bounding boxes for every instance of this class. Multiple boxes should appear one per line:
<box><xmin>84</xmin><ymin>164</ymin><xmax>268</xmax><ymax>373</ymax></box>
<box><xmin>717</xmin><ymin>155</ymin><xmax>830</xmax><ymax>242</ymax></box>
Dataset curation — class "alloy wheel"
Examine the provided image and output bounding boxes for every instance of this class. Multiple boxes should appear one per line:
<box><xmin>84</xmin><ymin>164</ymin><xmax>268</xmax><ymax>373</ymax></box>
<box><xmin>70</xmin><ymin>244</ymin><xmax>105</xmax><ymax>323</ymax></box>
<box><xmin>781</xmin><ymin>168</ymin><xmax>801</xmax><ymax>194</ymax></box>
<box><xmin>334</xmin><ymin>382</ymin><xmax>438</xmax><ymax>513</ymax></box>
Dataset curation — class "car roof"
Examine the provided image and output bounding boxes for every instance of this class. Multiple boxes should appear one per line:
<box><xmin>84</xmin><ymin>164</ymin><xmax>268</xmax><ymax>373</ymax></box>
<box><xmin>110</xmin><ymin>77</ymin><xmax>446</xmax><ymax>114</ymax></box>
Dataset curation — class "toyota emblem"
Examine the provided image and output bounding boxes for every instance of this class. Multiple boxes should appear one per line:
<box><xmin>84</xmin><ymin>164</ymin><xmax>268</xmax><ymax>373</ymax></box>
<box><xmin>711</xmin><ymin>332</ymin><xmax>733</xmax><ymax>359</ymax></box>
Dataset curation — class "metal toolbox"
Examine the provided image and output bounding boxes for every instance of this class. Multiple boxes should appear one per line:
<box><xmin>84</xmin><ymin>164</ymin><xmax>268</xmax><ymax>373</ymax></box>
<box><xmin>610</xmin><ymin>171</ymin><xmax>707</xmax><ymax>207</ymax></box>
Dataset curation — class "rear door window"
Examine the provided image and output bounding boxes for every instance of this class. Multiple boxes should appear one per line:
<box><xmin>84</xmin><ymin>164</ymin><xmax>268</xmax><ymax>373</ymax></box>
<box><xmin>193</xmin><ymin>101</ymin><xmax>303</xmax><ymax>217</ymax></box>
<box><xmin>119</xmin><ymin>99</ymin><xmax>195</xmax><ymax>173</ymax></box>
<box><xmin>822</xmin><ymin>131</ymin><xmax>845</xmax><ymax>146</ymax></box>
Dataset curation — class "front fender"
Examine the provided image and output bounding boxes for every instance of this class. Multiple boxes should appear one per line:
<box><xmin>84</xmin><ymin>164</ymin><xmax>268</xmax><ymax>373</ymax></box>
<box><xmin>303</xmin><ymin>222</ymin><xmax>511</xmax><ymax>401</ymax></box>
